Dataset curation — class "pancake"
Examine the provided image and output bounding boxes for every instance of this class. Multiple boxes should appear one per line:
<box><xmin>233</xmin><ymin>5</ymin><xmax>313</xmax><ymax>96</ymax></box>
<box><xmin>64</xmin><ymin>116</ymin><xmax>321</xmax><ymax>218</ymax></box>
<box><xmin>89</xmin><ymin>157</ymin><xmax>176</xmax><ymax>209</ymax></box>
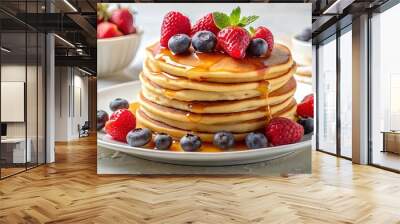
<box><xmin>294</xmin><ymin>74</ymin><xmax>312</xmax><ymax>85</ymax></box>
<box><xmin>136</xmin><ymin>104</ymin><xmax>297</xmax><ymax>142</ymax></box>
<box><xmin>143</xmin><ymin>58</ymin><xmax>295</xmax><ymax>93</ymax></box>
<box><xmin>146</xmin><ymin>42</ymin><xmax>294</xmax><ymax>83</ymax></box>
<box><xmin>141</xmin><ymin>77</ymin><xmax>297</xmax><ymax>114</ymax></box>
<box><xmin>141</xmin><ymin>107</ymin><xmax>266</xmax><ymax>133</ymax></box>
<box><xmin>138</xmin><ymin>92</ymin><xmax>296</xmax><ymax>125</ymax></box>
<box><xmin>140</xmin><ymin>99</ymin><xmax>296</xmax><ymax>133</ymax></box>
<box><xmin>296</xmin><ymin>65</ymin><xmax>312</xmax><ymax>77</ymax></box>
<box><xmin>140</xmin><ymin>72</ymin><xmax>260</xmax><ymax>101</ymax></box>
<box><xmin>295</xmin><ymin>66</ymin><xmax>312</xmax><ymax>84</ymax></box>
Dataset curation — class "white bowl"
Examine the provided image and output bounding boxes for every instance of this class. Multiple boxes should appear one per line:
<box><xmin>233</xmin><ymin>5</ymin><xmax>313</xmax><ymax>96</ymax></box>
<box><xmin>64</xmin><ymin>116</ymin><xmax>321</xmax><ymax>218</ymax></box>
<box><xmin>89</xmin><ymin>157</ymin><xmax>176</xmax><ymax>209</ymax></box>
<box><xmin>291</xmin><ymin>36</ymin><xmax>312</xmax><ymax>66</ymax></box>
<box><xmin>97</xmin><ymin>30</ymin><xmax>143</xmax><ymax>77</ymax></box>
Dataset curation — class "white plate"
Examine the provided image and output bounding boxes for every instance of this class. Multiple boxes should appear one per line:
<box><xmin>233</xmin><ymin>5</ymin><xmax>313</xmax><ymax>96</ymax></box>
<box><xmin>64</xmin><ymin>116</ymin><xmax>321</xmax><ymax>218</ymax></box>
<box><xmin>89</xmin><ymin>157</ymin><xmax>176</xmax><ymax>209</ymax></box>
<box><xmin>98</xmin><ymin>81</ymin><xmax>312</xmax><ymax>166</ymax></box>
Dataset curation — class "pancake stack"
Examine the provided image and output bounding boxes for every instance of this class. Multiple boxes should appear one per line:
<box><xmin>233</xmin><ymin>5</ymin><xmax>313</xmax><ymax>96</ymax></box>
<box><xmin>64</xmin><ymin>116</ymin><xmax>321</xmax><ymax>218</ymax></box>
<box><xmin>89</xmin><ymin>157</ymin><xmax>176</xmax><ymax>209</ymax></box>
<box><xmin>136</xmin><ymin>42</ymin><xmax>298</xmax><ymax>142</ymax></box>
<box><xmin>295</xmin><ymin>65</ymin><xmax>312</xmax><ymax>85</ymax></box>
<box><xmin>292</xmin><ymin>36</ymin><xmax>312</xmax><ymax>85</ymax></box>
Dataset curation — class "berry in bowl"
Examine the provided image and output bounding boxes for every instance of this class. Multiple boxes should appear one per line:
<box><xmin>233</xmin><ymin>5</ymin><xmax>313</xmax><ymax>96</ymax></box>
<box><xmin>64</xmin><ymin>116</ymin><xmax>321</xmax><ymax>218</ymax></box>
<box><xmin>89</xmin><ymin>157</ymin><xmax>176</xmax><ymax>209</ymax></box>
<box><xmin>97</xmin><ymin>4</ymin><xmax>142</xmax><ymax>76</ymax></box>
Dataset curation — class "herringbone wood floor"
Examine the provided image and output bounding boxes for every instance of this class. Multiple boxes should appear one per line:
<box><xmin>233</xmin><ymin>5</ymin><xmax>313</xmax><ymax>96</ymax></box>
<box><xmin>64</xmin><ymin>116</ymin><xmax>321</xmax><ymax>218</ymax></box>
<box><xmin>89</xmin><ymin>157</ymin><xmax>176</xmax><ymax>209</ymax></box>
<box><xmin>1</xmin><ymin>135</ymin><xmax>400</xmax><ymax>224</ymax></box>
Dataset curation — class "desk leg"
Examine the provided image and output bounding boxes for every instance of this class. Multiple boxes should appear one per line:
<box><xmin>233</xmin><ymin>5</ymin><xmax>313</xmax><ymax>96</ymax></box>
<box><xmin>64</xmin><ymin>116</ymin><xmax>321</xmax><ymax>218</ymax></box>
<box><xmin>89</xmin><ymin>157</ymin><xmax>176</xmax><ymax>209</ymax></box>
<box><xmin>382</xmin><ymin>133</ymin><xmax>386</xmax><ymax>153</ymax></box>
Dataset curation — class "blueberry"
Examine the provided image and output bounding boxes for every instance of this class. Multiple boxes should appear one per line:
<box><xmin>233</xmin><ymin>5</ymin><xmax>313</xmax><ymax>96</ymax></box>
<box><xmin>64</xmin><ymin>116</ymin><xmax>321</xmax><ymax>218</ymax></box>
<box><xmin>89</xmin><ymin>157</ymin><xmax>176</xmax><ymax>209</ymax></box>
<box><xmin>213</xmin><ymin>131</ymin><xmax>235</xmax><ymax>149</ymax></box>
<box><xmin>154</xmin><ymin>133</ymin><xmax>172</xmax><ymax>150</ymax></box>
<box><xmin>168</xmin><ymin>34</ymin><xmax>191</xmax><ymax>54</ymax></box>
<box><xmin>298</xmin><ymin>118</ymin><xmax>314</xmax><ymax>134</ymax></box>
<box><xmin>192</xmin><ymin>31</ymin><xmax>217</xmax><ymax>53</ymax></box>
<box><xmin>180</xmin><ymin>134</ymin><xmax>202</xmax><ymax>152</ymax></box>
<box><xmin>126</xmin><ymin>128</ymin><xmax>152</xmax><ymax>147</ymax></box>
<box><xmin>97</xmin><ymin>110</ymin><xmax>109</xmax><ymax>130</ymax></box>
<box><xmin>109</xmin><ymin>98</ymin><xmax>129</xmax><ymax>112</ymax></box>
<box><xmin>247</xmin><ymin>38</ymin><xmax>268</xmax><ymax>57</ymax></box>
<box><xmin>245</xmin><ymin>132</ymin><xmax>268</xmax><ymax>149</ymax></box>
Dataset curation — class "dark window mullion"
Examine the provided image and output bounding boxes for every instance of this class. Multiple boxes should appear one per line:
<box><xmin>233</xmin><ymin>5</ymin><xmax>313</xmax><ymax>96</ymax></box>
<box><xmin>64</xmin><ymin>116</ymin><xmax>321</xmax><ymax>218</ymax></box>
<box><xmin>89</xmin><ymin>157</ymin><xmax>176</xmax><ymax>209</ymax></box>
<box><xmin>367</xmin><ymin>11</ymin><xmax>373</xmax><ymax>165</ymax></box>
<box><xmin>315</xmin><ymin>44</ymin><xmax>319</xmax><ymax>150</ymax></box>
<box><xmin>25</xmin><ymin>1</ymin><xmax>28</xmax><ymax>171</ymax></box>
<box><xmin>336</xmin><ymin>27</ymin><xmax>341</xmax><ymax>157</ymax></box>
<box><xmin>0</xmin><ymin>21</ymin><xmax>2</xmax><ymax>179</ymax></box>
<box><xmin>36</xmin><ymin>7</ymin><xmax>39</xmax><ymax>168</ymax></box>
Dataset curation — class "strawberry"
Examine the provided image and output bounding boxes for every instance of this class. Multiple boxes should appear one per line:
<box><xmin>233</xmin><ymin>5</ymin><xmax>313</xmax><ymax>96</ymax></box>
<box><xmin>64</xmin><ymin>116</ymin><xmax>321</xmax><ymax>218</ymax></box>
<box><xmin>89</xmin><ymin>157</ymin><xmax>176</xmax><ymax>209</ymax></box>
<box><xmin>212</xmin><ymin>7</ymin><xmax>259</xmax><ymax>59</ymax></box>
<box><xmin>110</xmin><ymin>8</ymin><xmax>136</xmax><ymax>35</ymax></box>
<box><xmin>250</xmin><ymin>26</ymin><xmax>274</xmax><ymax>53</ymax></box>
<box><xmin>97</xmin><ymin>22</ymin><xmax>123</xmax><ymax>39</ymax></box>
<box><xmin>191</xmin><ymin>13</ymin><xmax>220</xmax><ymax>36</ymax></box>
<box><xmin>265</xmin><ymin>117</ymin><xmax>304</xmax><ymax>146</ymax></box>
<box><xmin>160</xmin><ymin>11</ymin><xmax>191</xmax><ymax>47</ymax></box>
<box><xmin>297</xmin><ymin>94</ymin><xmax>314</xmax><ymax>118</ymax></box>
<box><xmin>105</xmin><ymin>109</ymin><xmax>136</xmax><ymax>142</ymax></box>
<box><xmin>97</xmin><ymin>3</ymin><xmax>109</xmax><ymax>25</ymax></box>
<box><xmin>217</xmin><ymin>27</ymin><xmax>250</xmax><ymax>59</ymax></box>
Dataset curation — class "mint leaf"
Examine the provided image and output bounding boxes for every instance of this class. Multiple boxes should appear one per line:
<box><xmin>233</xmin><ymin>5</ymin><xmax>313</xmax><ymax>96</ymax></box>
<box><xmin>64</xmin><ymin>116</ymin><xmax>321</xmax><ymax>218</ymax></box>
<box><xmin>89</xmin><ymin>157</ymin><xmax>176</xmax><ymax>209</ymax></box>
<box><xmin>230</xmin><ymin>7</ymin><xmax>241</xmax><ymax>26</ymax></box>
<box><xmin>246</xmin><ymin>16</ymin><xmax>259</xmax><ymax>25</ymax></box>
<box><xmin>238</xmin><ymin>17</ymin><xmax>248</xmax><ymax>26</ymax></box>
<box><xmin>238</xmin><ymin>15</ymin><xmax>259</xmax><ymax>27</ymax></box>
<box><xmin>213</xmin><ymin>8</ymin><xmax>259</xmax><ymax>29</ymax></box>
<box><xmin>213</xmin><ymin>12</ymin><xmax>231</xmax><ymax>29</ymax></box>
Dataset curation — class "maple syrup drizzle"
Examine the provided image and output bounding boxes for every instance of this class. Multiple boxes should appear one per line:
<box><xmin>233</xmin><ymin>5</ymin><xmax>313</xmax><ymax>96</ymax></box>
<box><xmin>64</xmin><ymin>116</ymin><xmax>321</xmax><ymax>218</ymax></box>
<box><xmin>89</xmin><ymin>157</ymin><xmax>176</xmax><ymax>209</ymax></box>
<box><xmin>257</xmin><ymin>81</ymin><xmax>272</xmax><ymax>122</ymax></box>
<box><xmin>187</xmin><ymin>103</ymin><xmax>205</xmax><ymax>113</ymax></box>
<box><xmin>185</xmin><ymin>112</ymin><xmax>202</xmax><ymax>122</ymax></box>
<box><xmin>163</xmin><ymin>89</ymin><xmax>176</xmax><ymax>98</ymax></box>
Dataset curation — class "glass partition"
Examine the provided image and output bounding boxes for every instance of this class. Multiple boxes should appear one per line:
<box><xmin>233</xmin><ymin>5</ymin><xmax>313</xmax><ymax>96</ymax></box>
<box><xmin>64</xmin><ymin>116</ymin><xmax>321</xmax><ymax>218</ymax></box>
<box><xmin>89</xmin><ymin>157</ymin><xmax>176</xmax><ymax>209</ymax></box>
<box><xmin>317</xmin><ymin>36</ymin><xmax>337</xmax><ymax>155</ymax></box>
<box><xmin>0</xmin><ymin>29</ymin><xmax>28</xmax><ymax>178</ymax></box>
<box><xmin>339</xmin><ymin>28</ymin><xmax>352</xmax><ymax>158</ymax></box>
<box><xmin>370</xmin><ymin>3</ymin><xmax>400</xmax><ymax>171</ymax></box>
<box><xmin>0</xmin><ymin>1</ymin><xmax>46</xmax><ymax>179</ymax></box>
<box><xmin>27</xmin><ymin>31</ymin><xmax>38</xmax><ymax>169</ymax></box>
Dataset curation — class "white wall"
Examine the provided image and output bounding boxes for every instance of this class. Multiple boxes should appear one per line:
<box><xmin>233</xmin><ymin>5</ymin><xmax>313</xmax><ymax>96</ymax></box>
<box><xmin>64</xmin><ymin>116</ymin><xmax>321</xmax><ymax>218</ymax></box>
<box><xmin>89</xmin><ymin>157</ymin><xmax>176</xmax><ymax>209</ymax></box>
<box><xmin>54</xmin><ymin>66</ymin><xmax>69</xmax><ymax>141</ymax></box>
<box><xmin>1</xmin><ymin>64</ymin><xmax>46</xmax><ymax>164</ymax></box>
<box><xmin>1</xmin><ymin>65</ymin><xmax>35</xmax><ymax>138</ymax></box>
<box><xmin>54</xmin><ymin>67</ymin><xmax>89</xmax><ymax>141</ymax></box>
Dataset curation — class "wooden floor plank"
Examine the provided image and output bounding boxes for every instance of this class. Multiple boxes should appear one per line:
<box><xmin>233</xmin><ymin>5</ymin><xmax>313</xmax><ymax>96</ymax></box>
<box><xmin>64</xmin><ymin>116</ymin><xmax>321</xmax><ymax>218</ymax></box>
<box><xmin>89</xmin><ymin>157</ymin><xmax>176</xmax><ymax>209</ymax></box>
<box><xmin>0</xmin><ymin>135</ymin><xmax>400</xmax><ymax>224</ymax></box>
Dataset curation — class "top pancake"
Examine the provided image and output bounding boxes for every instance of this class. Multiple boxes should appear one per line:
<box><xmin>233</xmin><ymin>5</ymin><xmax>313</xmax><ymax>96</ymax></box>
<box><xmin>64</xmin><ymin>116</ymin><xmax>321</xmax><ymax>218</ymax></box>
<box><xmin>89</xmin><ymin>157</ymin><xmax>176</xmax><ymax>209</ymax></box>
<box><xmin>146</xmin><ymin>42</ymin><xmax>294</xmax><ymax>83</ymax></box>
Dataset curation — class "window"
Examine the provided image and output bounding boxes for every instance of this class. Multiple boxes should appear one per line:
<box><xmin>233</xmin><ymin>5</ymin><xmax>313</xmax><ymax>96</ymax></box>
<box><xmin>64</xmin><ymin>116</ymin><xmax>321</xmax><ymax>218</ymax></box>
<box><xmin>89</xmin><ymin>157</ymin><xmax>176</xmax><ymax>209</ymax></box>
<box><xmin>339</xmin><ymin>28</ymin><xmax>352</xmax><ymax>158</ymax></box>
<box><xmin>370</xmin><ymin>2</ymin><xmax>400</xmax><ymax>171</ymax></box>
<box><xmin>317</xmin><ymin>36</ymin><xmax>337</xmax><ymax>154</ymax></box>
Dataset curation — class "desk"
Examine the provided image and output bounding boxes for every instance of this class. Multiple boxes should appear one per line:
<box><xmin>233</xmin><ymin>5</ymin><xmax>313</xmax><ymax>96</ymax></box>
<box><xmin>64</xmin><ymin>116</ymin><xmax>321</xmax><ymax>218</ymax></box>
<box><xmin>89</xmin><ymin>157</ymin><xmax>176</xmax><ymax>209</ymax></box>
<box><xmin>1</xmin><ymin>138</ymin><xmax>31</xmax><ymax>163</ymax></box>
<box><xmin>382</xmin><ymin>131</ymin><xmax>400</xmax><ymax>154</ymax></box>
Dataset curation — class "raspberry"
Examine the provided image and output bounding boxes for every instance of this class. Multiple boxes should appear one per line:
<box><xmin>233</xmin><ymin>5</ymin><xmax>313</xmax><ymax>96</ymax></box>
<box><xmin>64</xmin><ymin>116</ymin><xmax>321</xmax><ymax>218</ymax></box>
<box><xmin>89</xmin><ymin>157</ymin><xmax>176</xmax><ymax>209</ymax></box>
<box><xmin>191</xmin><ymin>13</ymin><xmax>220</xmax><ymax>36</ymax></box>
<box><xmin>105</xmin><ymin>109</ymin><xmax>136</xmax><ymax>142</ymax></box>
<box><xmin>217</xmin><ymin>26</ymin><xmax>250</xmax><ymax>59</ymax></box>
<box><xmin>297</xmin><ymin>94</ymin><xmax>314</xmax><ymax>118</ymax></box>
<box><xmin>253</xmin><ymin>26</ymin><xmax>274</xmax><ymax>53</ymax></box>
<box><xmin>160</xmin><ymin>11</ymin><xmax>191</xmax><ymax>47</ymax></box>
<box><xmin>265</xmin><ymin>117</ymin><xmax>304</xmax><ymax>146</ymax></box>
